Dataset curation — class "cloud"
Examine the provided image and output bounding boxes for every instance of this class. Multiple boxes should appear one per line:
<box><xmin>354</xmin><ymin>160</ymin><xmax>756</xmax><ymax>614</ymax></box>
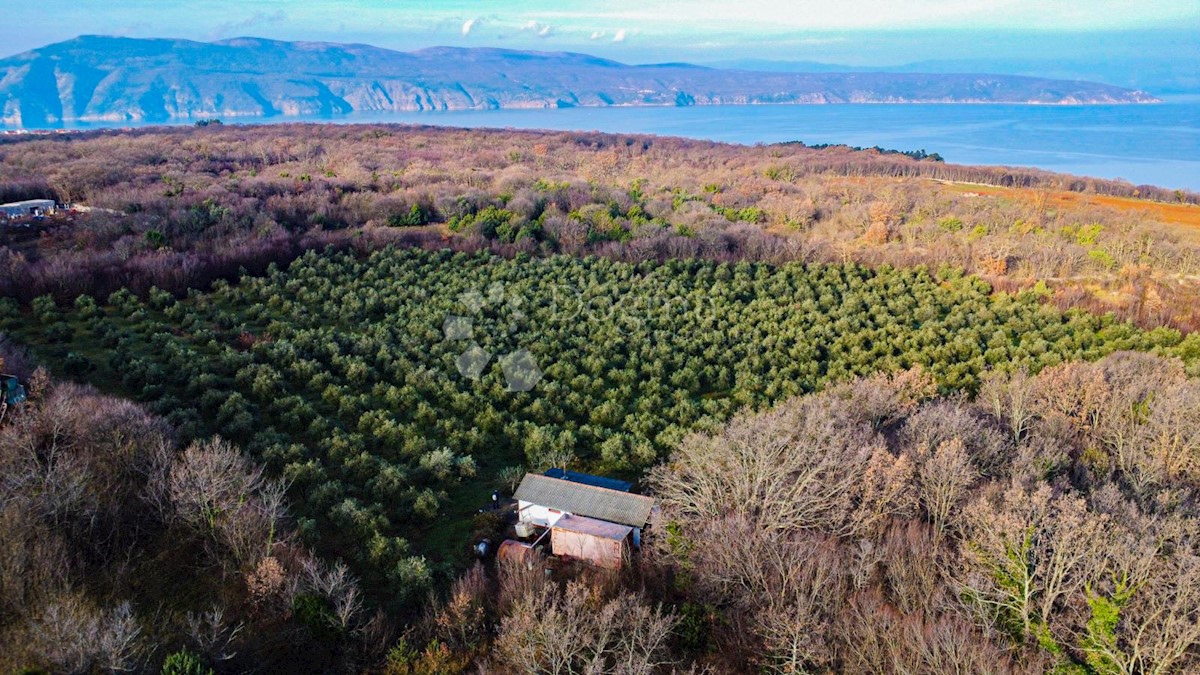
<box><xmin>612</xmin><ymin>28</ymin><xmax>628</xmax><ymax>42</ymax></box>
<box><xmin>521</xmin><ymin>20</ymin><xmax>554</xmax><ymax>38</ymax></box>
<box><xmin>210</xmin><ymin>10</ymin><xmax>287</xmax><ymax>39</ymax></box>
<box><xmin>461</xmin><ymin>18</ymin><xmax>479</xmax><ymax>36</ymax></box>
<box><xmin>589</xmin><ymin>30</ymin><xmax>606</xmax><ymax>40</ymax></box>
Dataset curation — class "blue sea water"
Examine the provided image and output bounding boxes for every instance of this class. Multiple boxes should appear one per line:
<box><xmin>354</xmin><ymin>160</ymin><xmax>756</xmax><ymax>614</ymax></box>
<box><xmin>17</xmin><ymin>100</ymin><xmax>1200</xmax><ymax>190</ymax></box>
<box><xmin>339</xmin><ymin>101</ymin><xmax>1200</xmax><ymax>191</ymax></box>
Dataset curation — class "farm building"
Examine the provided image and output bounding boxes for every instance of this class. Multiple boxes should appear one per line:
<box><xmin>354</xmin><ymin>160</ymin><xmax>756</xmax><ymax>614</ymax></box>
<box><xmin>513</xmin><ymin>472</ymin><xmax>656</xmax><ymax>568</ymax></box>
<box><xmin>0</xmin><ymin>199</ymin><xmax>56</xmax><ymax>219</ymax></box>
<box><xmin>550</xmin><ymin>514</ymin><xmax>634</xmax><ymax>570</ymax></box>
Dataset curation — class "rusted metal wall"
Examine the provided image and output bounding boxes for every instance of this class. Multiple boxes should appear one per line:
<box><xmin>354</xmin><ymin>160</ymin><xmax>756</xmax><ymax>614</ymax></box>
<box><xmin>551</xmin><ymin>529</ymin><xmax>627</xmax><ymax>569</ymax></box>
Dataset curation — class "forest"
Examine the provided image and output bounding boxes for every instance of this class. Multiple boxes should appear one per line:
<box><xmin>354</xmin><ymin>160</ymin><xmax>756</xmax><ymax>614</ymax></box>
<box><xmin>3</xmin><ymin>124</ymin><xmax>1200</xmax><ymax>672</ymax></box>
<box><xmin>2</xmin><ymin>124</ymin><xmax>1200</xmax><ymax>331</ymax></box>
<box><xmin>0</xmin><ymin>369</ymin><xmax>388</xmax><ymax>672</ymax></box>
<box><xmin>412</xmin><ymin>353</ymin><xmax>1200</xmax><ymax>673</ymax></box>
<box><xmin>7</xmin><ymin>349</ymin><xmax>1200</xmax><ymax>672</ymax></box>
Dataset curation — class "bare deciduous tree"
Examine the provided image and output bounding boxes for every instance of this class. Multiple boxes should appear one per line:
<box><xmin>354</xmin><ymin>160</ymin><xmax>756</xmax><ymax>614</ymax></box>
<box><xmin>650</xmin><ymin>390</ymin><xmax>889</xmax><ymax>537</ymax></box>
<box><xmin>26</xmin><ymin>594</ymin><xmax>143</xmax><ymax>673</ymax></box>
<box><xmin>838</xmin><ymin>589</ymin><xmax>1042</xmax><ymax>675</ymax></box>
<box><xmin>494</xmin><ymin>581</ymin><xmax>676</xmax><ymax>675</ymax></box>
<box><xmin>914</xmin><ymin>438</ymin><xmax>977</xmax><ymax>538</ymax></box>
<box><xmin>166</xmin><ymin>437</ymin><xmax>265</xmax><ymax>534</ymax></box>
<box><xmin>302</xmin><ymin>558</ymin><xmax>365</xmax><ymax>632</ymax></box>
<box><xmin>184</xmin><ymin>606</ymin><xmax>242</xmax><ymax>664</ymax></box>
<box><xmin>960</xmin><ymin>483</ymin><xmax>1110</xmax><ymax>644</ymax></box>
<box><xmin>977</xmin><ymin>368</ymin><xmax>1038</xmax><ymax>446</ymax></box>
<box><xmin>906</xmin><ymin>399</ymin><xmax>1012</xmax><ymax>477</ymax></box>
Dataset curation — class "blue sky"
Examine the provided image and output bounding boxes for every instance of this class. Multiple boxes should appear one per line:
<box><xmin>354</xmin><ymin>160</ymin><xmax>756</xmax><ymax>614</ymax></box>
<box><xmin>5</xmin><ymin>0</ymin><xmax>1198</xmax><ymax>67</ymax></box>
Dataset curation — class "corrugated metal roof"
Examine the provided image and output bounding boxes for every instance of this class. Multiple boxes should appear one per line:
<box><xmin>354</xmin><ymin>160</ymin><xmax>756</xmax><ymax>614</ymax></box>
<box><xmin>543</xmin><ymin>468</ymin><xmax>632</xmax><ymax>492</ymax></box>
<box><xmin>0</xmin><ymin>200</ymin><xmax>55</xmax><ymax>208</ymax></box>
<box><xmin>551</xmin><ymin>514</ymin><xmax>634</xmax><ymax>541</ymax></box>
<box><xmin>514</xmin><ymin>474</ymin><xmax>655</xmax><ymax>528</ymax></box>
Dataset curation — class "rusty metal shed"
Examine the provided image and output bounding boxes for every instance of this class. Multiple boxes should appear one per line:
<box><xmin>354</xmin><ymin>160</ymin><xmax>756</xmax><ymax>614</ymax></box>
<box><xmin>550</xmin><ymin>514</ymin><xmax>633</xmax><ymax>570</ymax></box>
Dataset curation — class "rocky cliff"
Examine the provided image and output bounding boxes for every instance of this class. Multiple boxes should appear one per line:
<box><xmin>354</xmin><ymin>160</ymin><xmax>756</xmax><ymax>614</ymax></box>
<box><xmin>0</xmin><ymin>36</ymin><xmax>1160</xmax><ymax>127</ymax></box>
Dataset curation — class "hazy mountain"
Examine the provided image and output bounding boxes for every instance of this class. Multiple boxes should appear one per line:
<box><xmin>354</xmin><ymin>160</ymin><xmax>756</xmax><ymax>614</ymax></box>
<box><xmin>0</xmin><ymin>36</ymin><xmax>1159</xmax><ymax>127</ymax></box>
<box><xmin>708</xmin><ymin>57</ymin><xmax>1200</xmax><ymax>95</ymax></box>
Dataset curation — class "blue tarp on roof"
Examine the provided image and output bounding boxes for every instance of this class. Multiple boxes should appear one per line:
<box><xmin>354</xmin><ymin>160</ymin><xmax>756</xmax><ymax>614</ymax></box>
<box><xmin>544</xmin><ymin>468</ymin><xmax>632</xmax><ymax>492</ymax></box>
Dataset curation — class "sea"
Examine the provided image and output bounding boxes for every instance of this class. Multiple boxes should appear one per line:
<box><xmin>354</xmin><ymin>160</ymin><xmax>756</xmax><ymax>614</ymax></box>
<box><xmin>13</xmin><ymin>99</ymin><xmax>1200</xmax><ymax>191</ymax></box>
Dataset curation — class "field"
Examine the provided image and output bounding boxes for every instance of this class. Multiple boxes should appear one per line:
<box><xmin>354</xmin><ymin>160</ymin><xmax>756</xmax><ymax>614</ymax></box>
<box><xmin>6</xmin><ymin>245</ymin><xmax>1196</xmax><ymax>600</ymax></box>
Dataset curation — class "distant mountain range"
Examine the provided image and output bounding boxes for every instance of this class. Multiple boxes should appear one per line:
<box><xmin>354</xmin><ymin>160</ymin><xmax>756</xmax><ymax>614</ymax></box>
<box><xmin>0</xmin><ymin>36</ymin><xmax>1160</xmax><ymax>127</ymax></box>
<box><xmin>706</xmin><ymin>57</ymin><xmax>1200</xmax><ymax>95</ymax></box>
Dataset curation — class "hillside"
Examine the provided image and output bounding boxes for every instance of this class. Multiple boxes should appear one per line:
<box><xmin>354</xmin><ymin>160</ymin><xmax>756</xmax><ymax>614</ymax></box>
<box><xmin>5</xmin><ymin>125</ymin><xmax>1200</xmax><ymax>672</ymax></box>
<box><xmin>1</xmin><ymin>123</ymin><xmax>1198</xmax><ymax>330</ymax></box>
<box><xmin>0</xmin><ymin>36</ymin><xmax>1159</xmax><ymax>127</ymax></box>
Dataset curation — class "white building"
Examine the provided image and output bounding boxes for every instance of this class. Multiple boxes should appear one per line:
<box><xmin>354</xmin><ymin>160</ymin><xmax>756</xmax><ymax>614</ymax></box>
<box><xmin>0</xmin><ymin>199</ymin><xmax>56</xmax><ymax>219</ymax></box>
<box><xmin>513</xmin><ymin>473</ymin><xmax>656</xmax><ymax>553</ymax></box>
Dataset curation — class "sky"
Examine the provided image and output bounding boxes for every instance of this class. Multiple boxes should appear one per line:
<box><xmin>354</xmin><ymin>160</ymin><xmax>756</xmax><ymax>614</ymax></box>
<box><xmin>4</xmin><ymin>0</ymin><xmax>1198</xmax><ymax>72</ymax></box>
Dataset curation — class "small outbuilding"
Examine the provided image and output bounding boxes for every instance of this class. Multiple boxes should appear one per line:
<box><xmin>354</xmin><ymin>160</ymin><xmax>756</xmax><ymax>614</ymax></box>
<box><xmin>513</xmin><ymin>472</ymin><xmax>656</xmax><ymax>556</ymax></box>
<box><xmin>0</xmin><ymin>199</ymin><xmax>56</xmax><ymax>219</ymax></box>
<box><xmin>550</xmin><ymin>514</ymin><xmax>633</xmax><ymax>570</ymax></box>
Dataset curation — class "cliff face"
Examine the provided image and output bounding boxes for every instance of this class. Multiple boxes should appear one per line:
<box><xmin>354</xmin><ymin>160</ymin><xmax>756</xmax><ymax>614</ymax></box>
<box><xmin>0</xmin><ymin>36</ymin><xmax>1160</xmax><ymax>127</ymax></box>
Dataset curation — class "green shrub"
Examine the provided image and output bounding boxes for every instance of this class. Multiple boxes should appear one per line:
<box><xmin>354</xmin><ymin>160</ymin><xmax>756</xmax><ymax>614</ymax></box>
<box><xmin>675</xmin><ymin>601</ymin><xmax>718</xmax><ymax>653</ymax></box>
<box><xmin>387</xmin><ymin>204</ymin><xmax>433</xmax><ymax>227</ymax></box>
<box><xmin>1088</xmin><ymin>248</ymin><xmax>1118</xmax><ymax>270</ymax></box>
<box><xmin>31</xmin><ymin>295</ymin><xmax>58</xmax><ymax>322</ymax></box>
<box><xmin>63</xmin><ymin>351</ymin><xmax>93</xmax><ymax>376</ymax></box>
<box><xmin>146</xmin><ymin>229</ymin><xmax>167</xmax><ymax>247</ymax></box>
<box><xmin>161</xmin><ymin>649</ymin><xmax>214</xmax><ymax>675</ymax></box>
<box><xmin>938</xmin><ymin>216</ymin><xmax>964</xmax><ymax>232</ymax></box>
<box><xmin>292</xmin><ymin>592</ymin><xmax>343</xmax><ymax>642</ymax></box>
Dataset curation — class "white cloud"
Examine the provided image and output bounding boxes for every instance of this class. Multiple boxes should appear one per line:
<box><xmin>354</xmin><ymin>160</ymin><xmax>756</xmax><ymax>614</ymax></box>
<box><xmin>461</xmin><ymin>18</ymin><xmax>479</xmax><ymax>36</ymax></box>
<box><xmin>520</xmin><ymin>20</ymin><xmax>554</xmax><ymax>37</ymax></box>
<box><xmin>589</xmin><ymin>30</ymin><xmax>606</xmax><ymax>40</ymax></box>
<box><xmin>612</xmin><ymin>28</ymin><xmax>627</xmax><ymax>42</ymax></box>
<box><xmin>210</xmin><ymin>9</ymin><xmax>287</xmax><ymax>39</ymax></box>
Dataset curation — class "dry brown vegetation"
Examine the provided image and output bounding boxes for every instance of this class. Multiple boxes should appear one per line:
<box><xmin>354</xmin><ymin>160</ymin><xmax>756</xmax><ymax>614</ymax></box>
<box><xmin>2</xmin><ymin>124</ymin><xmax>1200</xmax><ymax>330</ymax></box>
<box><xmin>643</xmin><ymin>352</ymin><xmax>1200</xmax><ymax>673</ymax></box>
<box><xmin>0</xmin><ymin>364</ymin><xmax>388</xmax><ymax>672</ymax></box>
